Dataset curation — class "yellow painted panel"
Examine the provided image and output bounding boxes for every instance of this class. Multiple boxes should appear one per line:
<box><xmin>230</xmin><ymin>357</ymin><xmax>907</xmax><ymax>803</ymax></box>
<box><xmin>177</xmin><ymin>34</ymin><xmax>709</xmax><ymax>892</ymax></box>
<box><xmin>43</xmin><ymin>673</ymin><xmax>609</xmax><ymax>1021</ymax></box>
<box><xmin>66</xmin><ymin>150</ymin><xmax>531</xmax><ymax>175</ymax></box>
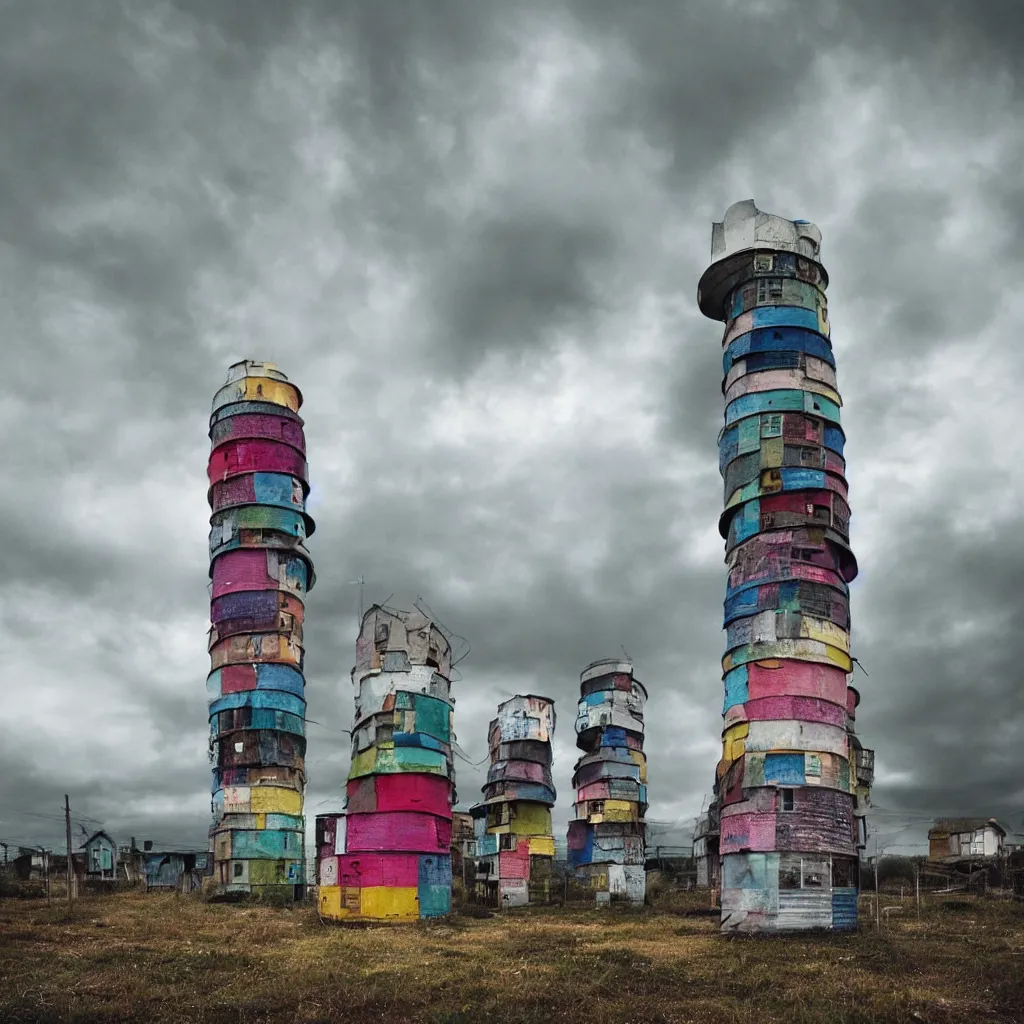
<box><xmin>241</xmin><ymin>378</ymin><xmax>301</xmax><ymax>411</ymax></box>
<box><xmin>319</xmin><ymin>886</ymin><xmax>342</xmax><ymax>919</ymax></box>
<box><xmin>250</xmin><ymin>787</ymin><xmax>303</xmax><ymax>815</ymax></box>
<box><xmin>629</xmin><ymin>749</ymin><xmax>648</xmax><ymax>784</ymax></box>
<box><xmin>800</xmin><ymin>617</ymin><xmax>850</xmax><ymax>652</ymax></box>
<box><xmin>528</xmin><ymin>836</ymin><xmax>555</xmax><ymax>857</ymax></box>
<box><xmin>603</xmin><ymin>807</ymin><xmax>637</xmax><ymax>822</ymax></box>
<box><xmin>255</xmin><ymin>814</ymin><xmax>267</xmax><ymax>829</ymax></box>
<box><xmin>360</xmin><ymin>886</ymin><xmax>419</xmax><ymax>920</ymax></box>
<box><xmin>724</xmin><ymin>722</ymin><xmax>750</xmax><ymax>742</ymax></box>
<box><xmin>603</xmin><ymin>800</ymin><xmax>635</xmax><ymax>814</ymax></box>
<box><xmin>349</xmin><ymin>748</ymin><xmax>375</xmax><ymax>777</ymax></box>
<box><xmin>760</xmin><ymin>436</ymin><xmax>784</xmax><ymax>468</ymax></box>
<box><xmin>508</xmin><ymin>803</ymin><xmax>552</xmax><ymax>836</ymax></box>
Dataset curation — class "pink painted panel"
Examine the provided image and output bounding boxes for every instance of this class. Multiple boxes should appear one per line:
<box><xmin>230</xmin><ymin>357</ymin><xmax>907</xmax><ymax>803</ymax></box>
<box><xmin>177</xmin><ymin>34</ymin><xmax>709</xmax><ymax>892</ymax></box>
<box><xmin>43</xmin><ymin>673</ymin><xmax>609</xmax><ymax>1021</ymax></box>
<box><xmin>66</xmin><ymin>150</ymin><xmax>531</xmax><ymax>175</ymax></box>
<box><xmin>846</xmin><ymin>687</ymin><xmax>859</xmax><ymax>717</ymax></box>
<box><xmin>212</xmin><ymin>413</ymin><xmax>306</xmax><ymax>454</ymax></box>
<box><xmin>208</xmin><ymin>439</ymin><xmax>308</xmax><ymax>486</ymax></box>
<box><xmin>720</xmin><ymin>812</ymin><xmax>777</xmax><ymax>854</ymax></box>
<box><xmin>494</xmin><ymin>761</ymin><xmax>547</xmax><ymax>784</ymax></box>
<box><xmin>219</xmin><ymin>664</ymin><xmax>259</xmax><ymax>693</ymax></box>
<box><xmin>613</xmin><ymin>673</ymin><xmax>634</xmax><ymax>691</ymax></box>
<box><xmin>345</xmin><ymin>812</ymin><xmax>450</xmax><ymax>853</ymax></box>
<box><xmin>211</xmin><ymin>550</ymin><xmax>279</xmax><ymax>597</ymax></box>
<box><xmin>744</xmin><ymin>695</ymin><xmax>845</xmax><ymax>727</ymax></box>
<box><xmin>335</xmin><ymin>852</ymin><xmax>420</xmax><ymax>888</ymax></box>
<box><xmin>499</xmin><ymin>841</ymin><xmax>530</xmax><ymax>880</ymax></box>
<box><xmin>746</xmin><ymin>660</ymin><xmax>847</xmax><ymax>705</ymax></box>
<box><xmin>576</xmin><ymin>782</ymin><xmax>611</xmax><ymax>801</ymax></box>
<box><xmin>372</xmin><ymin>774</ymin><xmax>452</xmax><ymax>817</ymax></box>
<box><xmin>824</xmin><ymin>450</ymin><xmax>846</xmax><ymax>475</ymax></box>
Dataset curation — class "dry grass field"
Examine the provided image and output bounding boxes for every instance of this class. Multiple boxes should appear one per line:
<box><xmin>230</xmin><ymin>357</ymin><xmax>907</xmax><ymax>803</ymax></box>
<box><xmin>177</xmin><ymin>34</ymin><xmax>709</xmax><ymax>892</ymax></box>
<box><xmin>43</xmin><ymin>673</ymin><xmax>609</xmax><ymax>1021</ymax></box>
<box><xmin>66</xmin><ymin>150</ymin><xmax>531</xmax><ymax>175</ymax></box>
<box><xmin>0</xmin><ymin>891</ymin><xmax>1021</xmax><ymax>1024</ymax></box>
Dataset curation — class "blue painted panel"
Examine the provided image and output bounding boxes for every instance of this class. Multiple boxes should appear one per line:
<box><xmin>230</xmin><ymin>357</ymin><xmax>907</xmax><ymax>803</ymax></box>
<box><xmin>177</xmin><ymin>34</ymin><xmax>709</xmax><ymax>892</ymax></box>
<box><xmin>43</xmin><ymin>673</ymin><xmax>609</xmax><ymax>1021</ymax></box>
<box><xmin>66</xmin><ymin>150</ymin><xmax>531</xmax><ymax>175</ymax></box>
<box><xmin>598</xmin><ymin>726</ymin><xmax>629</xmax><ymax>748</ymax></box>
<box><xmin>724</xmin><ymin>327</ymin><xmax>834</xmax><ymax>374</ymax></box>
<box><xmin>723</xmin><ymin>851</ymin><xmax>774</xmax><ymax>890</ymax></box>
<box><xmin>583</xmin><ymin>691</ymin><xmax>607</xmax><ymax>707</ymax></box>
<box><xmin>418</xmin><ymin>854</ymin><xmax>452</xmax><ymax>887</ymax></box>
<box><xmin>832</xmin><ymin>888</ymin><xmax>858</xmax><ymax>931</ymax></box>
<box><xmin>723</xmin><ymin>586</ymin><xmax>760</xmax><ymax>625</ymax></box>
<box><xmin>205</xmin><ymin>663</ymin><xmax>306</xmax><ymax>700</ymax></box>
<box><xmin>209</xmin><ymin>691</ymin><xmax>306</xmax><ymax>717</ymax></box>
<box><xmin>252</xmin><ymin>473</ymin><xmax>308</xmax><ymax>509</ymax></box>
<box><xmin>567</xmin><ymin>829</ymin><xmax>594</xmax><ymax>869</ymax></box>
<box><xmin>393</xmin><ymin>732</ymin><xmax>447</xmax><ymax>753</ymax></box>
<box><xmin>824</xmin><ymin>425</ymin><xmax>845</xmax><ymax>454</ymax></box>
<box><xmin>722</xmin><ymin>666</ymin><xmax>749</xmax><ymax>712</ymax></box>
<box><xmin>265</xmin><ymin>814</ymin><xmax>303</xmax><ymax>830</ymax></box>
<box><xmin>750</xmin><ymin>306</ymin><xmax>821</xmax><ymax>331</ymax></box>
<box><xmin>725</xmin><ymin>570</ymin><xmax>848</xmax><ymax>605</ymax></box>
<box><xmin>230</xmin><ymin>829</ymin><xmax>303</xmax><ymax>859</ymax></box>
<box><xmin>382</xmin><ymin>651</ymin><xmax>411</xmax><ymax>672</ymax></box>
<box><xmin>393</xmin><ymin>747</ymin><xmax>448</xmax><ymax>771</ymax></box>
<box><xmin>495</xmin><ymin>781</ymin><xmax>557</xmax><ymax>804</ymax></box>
<box><xmin>725</xmin><ymin>391</ymin><xmax>841</xmax><ymax>429</ymax></box>
<box><xmin>413</xmin><ymin>694</ymin><xmax>451</xmax><ymax>742</ymax></box>
<box><xmin>637</xmin><ymin>784</ymin><xmax>648</xmax><ymax>805</ymax></box>
<box><xmin>728</xmin><ymin>501</ymin><xmax>761</xmax><ymax>545</ymax></box>
<box><xmin>763</xmin><ymin>753</ymin><xmax>805</xmax><ymax>785</ymax></box>
<box><xmin>419</xmin><ymin>883</ymin><xmax>451</xmax><ymax>918</ymax></box>
<box><xmin>477</xmin><ymin>834</ymin><xmax>498</xmax><ymax>856</ymax></box>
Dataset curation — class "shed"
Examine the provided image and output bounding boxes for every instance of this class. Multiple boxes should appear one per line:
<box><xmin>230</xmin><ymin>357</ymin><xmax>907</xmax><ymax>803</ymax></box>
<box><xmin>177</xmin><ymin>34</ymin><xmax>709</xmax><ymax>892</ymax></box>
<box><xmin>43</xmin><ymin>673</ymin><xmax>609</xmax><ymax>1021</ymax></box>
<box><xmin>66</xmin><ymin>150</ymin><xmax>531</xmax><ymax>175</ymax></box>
<box><xmin>82</xmin><ymin>831</ymin><xmax>118</xmax><ymax>881</ymax></box>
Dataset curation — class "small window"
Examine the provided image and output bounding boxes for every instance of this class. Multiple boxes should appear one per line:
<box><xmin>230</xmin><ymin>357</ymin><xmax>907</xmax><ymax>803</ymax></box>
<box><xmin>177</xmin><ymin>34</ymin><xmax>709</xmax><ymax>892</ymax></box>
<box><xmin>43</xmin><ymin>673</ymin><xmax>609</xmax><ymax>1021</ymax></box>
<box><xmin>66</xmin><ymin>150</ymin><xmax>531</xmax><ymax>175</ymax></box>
<box><xmin>761</xmin><ymin>414</ymin><xmax>783</xmax><ymax>438</ymax></box>
<box><xmin>768</xmin><ymin>279</ymin><xmax>783</xmax><ymax>299</ymax></box>
<box><xmin>591</xmin><ymin>801</ymin><xmax>605</xmax><ymax>815</ymax></box>
<box><xmin>234</xmin><ymin>741</ymin><xmax>244</xmax><ymax>753</ymax></box>
<box><xmin>753</xmin><ymin>254</ymin><xmax>774</xmax><ymax>272</ymax></box>
<box><xmin>233</xmin><ymin>863</ymin><xmax>244</xmax><ymax>878</ymax></box>
<box><xmin>781</xmin><ymin>788</ymin><xmax>795</xmax><ymax>811</ymax></box>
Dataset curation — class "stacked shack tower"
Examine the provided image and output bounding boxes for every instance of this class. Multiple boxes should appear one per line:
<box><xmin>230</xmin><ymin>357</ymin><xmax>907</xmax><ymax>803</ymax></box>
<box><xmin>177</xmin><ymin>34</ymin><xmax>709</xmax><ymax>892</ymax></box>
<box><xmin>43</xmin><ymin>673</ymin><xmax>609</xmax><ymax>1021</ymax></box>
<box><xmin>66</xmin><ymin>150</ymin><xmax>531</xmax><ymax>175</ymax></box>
<box><xmin>567</xmin><ymin>660</ymin><xmax>648</xmax><ymax>903</ymax></box>
<box><xmin>317</xmin><ymin>604</ymin><xmax>455</xmax><ymax>921</ymax></box>
<box><xmin>470</xmin><ymin>695</ymin><xmax>556</xmax><ymax>907</ymax></box>
<box><xmin>206</xmin><ymin>360</ymin><xmax>315</xmax><ymax>896</ymax></box>
<box><xmin>697</xmin><ymin>201</ymin><xmax>873</xmax><ymax>932</ymax></box>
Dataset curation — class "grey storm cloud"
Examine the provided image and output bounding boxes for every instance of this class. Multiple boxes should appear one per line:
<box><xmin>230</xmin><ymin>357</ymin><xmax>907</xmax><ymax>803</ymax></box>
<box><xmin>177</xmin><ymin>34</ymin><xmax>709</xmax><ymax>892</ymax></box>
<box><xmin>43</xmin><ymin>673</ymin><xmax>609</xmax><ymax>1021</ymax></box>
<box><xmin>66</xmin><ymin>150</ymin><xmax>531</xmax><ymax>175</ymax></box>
<box><xmin>1</xmin><ymin>0</ymin><xmax>1022</xmax><ymax>858</ymax></box>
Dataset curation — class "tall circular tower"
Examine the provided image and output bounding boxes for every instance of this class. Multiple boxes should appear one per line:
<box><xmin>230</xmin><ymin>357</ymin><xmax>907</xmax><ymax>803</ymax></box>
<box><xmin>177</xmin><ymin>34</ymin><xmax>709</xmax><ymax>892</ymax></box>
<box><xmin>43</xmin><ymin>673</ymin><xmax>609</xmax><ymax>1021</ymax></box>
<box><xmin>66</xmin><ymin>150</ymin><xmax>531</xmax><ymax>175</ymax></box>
<box><xmin>698</xmin><ymin>202</ymin><xmax>870</xmax><ymax>932</ymax></box>
<box><xmin>206</xmin><ymin>360</ymin><xmax>315</xmax><ymax>898</ymax></box>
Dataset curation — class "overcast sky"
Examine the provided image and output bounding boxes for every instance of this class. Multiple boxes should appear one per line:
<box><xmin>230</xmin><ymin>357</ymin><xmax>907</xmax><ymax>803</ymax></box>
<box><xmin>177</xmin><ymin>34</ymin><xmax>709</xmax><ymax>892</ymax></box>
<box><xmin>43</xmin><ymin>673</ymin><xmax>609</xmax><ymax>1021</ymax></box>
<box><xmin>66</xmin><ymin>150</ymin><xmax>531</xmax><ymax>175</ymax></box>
<box><xmin>2</xmin><ymin>0</ymin><xmax>1022</xmax><ymax>860</ymax></box>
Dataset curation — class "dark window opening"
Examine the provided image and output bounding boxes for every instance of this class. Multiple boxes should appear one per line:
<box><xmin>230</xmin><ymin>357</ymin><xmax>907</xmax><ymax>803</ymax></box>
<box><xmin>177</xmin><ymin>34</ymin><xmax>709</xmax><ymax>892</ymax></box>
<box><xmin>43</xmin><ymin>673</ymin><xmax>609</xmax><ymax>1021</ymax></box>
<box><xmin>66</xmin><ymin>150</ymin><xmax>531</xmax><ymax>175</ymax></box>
<box><xmin>781</xmin><ymin>788</ymin><xmax>795</xmax><ymax>811</ymax></box>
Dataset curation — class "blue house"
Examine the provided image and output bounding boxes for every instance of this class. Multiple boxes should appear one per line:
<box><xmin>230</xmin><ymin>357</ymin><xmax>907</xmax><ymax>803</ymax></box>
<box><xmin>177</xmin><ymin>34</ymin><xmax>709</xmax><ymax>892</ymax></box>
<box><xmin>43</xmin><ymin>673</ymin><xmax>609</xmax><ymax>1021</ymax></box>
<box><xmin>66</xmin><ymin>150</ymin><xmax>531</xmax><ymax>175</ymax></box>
<box><xmin>82</xmin><ymin>830</ymin><xmax>118</xmax><ymax>881</ymax></box>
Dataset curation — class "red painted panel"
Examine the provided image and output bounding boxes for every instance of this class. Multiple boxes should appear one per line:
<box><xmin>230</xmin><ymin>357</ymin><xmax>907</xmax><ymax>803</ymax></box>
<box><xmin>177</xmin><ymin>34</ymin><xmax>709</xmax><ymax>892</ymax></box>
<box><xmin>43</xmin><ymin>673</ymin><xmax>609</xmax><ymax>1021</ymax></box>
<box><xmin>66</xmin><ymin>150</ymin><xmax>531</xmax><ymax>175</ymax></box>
<box><xmin>335</xmin><ymin>852</ymin><xmax>420</xmax><ymax>888</ymax></box>
<box><xmin>746</xmin><ymin>660</ymin><xmax>847</xmax><ymax>705</ymax></box>
<box><xmin>208</xmin><ymin>439</ymin><xmax>307</xmax><ymax>486</ymax></box>
<box><xmin>371</xmin><ymin>774</ymin><xmax>452</xmax><ymax>817</ymax></box>
<box><xmin>744</xmin><ymin>695</ymin><xmax>846</xmax><ymax>727</ymax></box>
<box><xmin>220</xmin><ymin>664</ymin><xmax>258</xmax><ymax>693</ymax></box>
<box><xmin>345</xmin><ymin>812</ymin><xmax>450</xmax><ymax>853</ymax></box>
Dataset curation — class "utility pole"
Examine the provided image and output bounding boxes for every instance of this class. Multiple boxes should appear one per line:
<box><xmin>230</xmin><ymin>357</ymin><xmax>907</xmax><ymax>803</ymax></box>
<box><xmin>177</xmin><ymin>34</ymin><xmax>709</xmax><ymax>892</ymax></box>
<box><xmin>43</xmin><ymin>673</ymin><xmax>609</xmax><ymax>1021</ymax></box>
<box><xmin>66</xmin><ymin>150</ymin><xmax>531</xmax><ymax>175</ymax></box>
<box><xmin>873</xmin><ymin>844</ymin><xmax>880</xmax><ymax>931</ymax></box>
<box><xmin>64</xmin><ymin>794</ymin><xmax>73</xmax><ymax>906</ymax></box>
<box><xmin>349</xmin><ymin>576</ymin><xmax>365</xmax><ymax>622</ymax></box>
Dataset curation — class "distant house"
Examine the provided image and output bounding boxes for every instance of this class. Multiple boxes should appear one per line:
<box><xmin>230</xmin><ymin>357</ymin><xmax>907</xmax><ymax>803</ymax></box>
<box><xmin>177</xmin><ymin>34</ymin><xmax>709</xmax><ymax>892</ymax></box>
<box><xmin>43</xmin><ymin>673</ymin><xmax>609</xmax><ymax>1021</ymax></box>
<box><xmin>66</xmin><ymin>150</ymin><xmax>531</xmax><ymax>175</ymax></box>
<box><xmin>450</xmin><ymin>811</ymin><xmax>476</xmax><ymax>880</ymax></box>
<box><xmin>928</xmin><ymin>818</ymin><xmax>1006</xmax><ymax>864</ymax></box>
<box><xmin>82</xmin><ymin>831</ymin><xmax>118</xmax><ymax>881</ymax></box>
